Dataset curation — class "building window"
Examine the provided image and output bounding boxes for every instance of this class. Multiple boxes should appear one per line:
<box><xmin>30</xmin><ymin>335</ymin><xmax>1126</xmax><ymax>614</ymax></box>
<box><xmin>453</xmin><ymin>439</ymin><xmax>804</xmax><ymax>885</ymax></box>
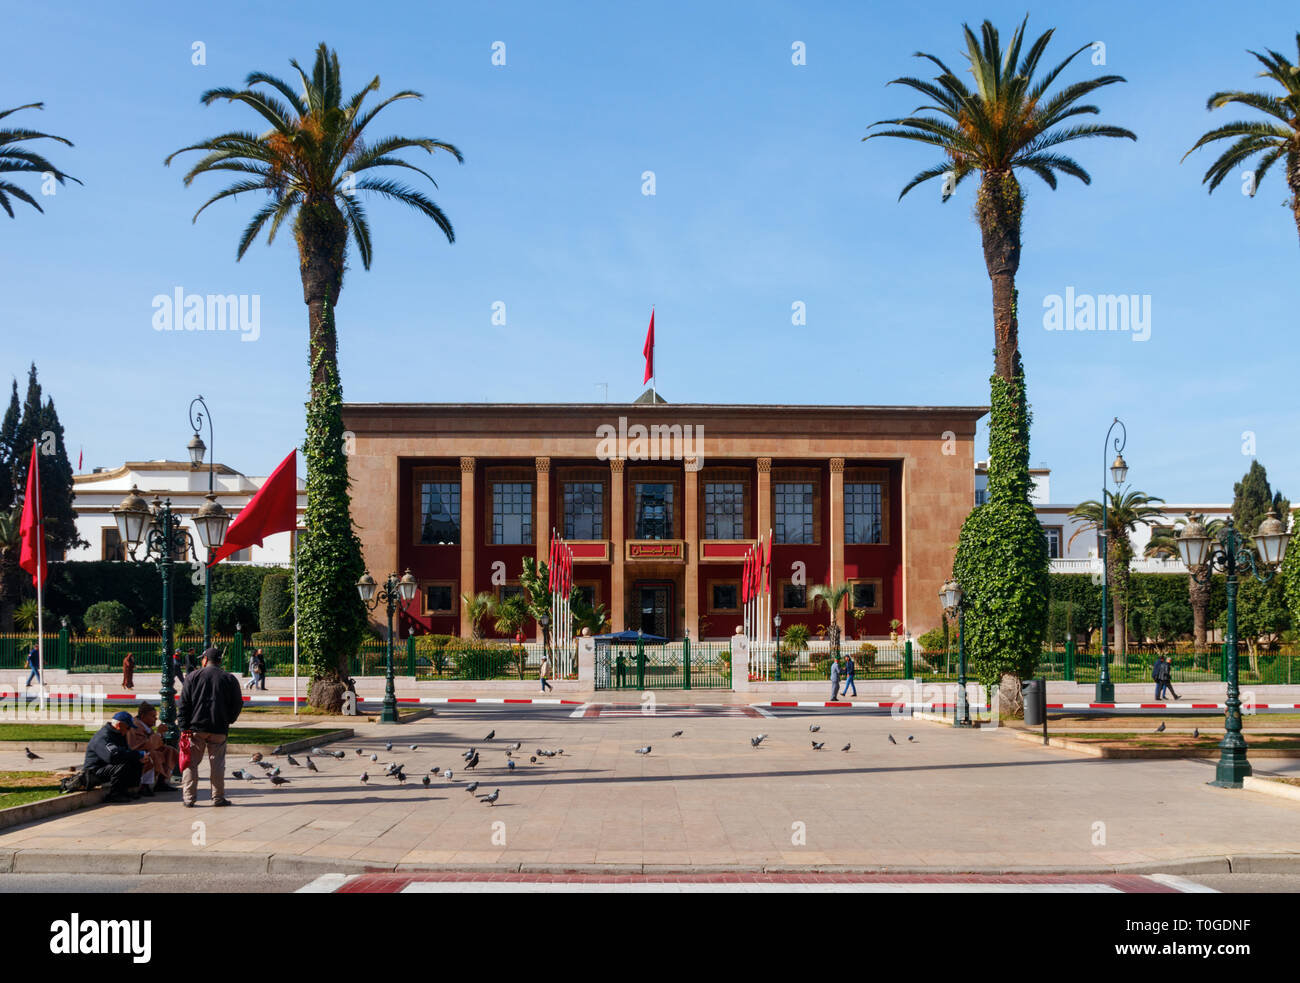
<box><xmin>780</xmin><ymin>580</ymin><xmax>809</xmax><ymax>611</ymax></box>
<box><xmin>492</xmin><ymin>482</ymin><xmax>533</xmax><ymax>544</ymax></box>
<box><xmin>709</xmin><ymin>581</ymin><xmax>740</xmax><ymax>613</ymax></box>
<box><xmin>564</xmin><ymin>482</ymin><xmax>604</xmax><ymax>540</ymax></box>
<box><xmin>102</xmin><ymin>527</ymin><xmax>125</xmax><ymax>562</ymax></box>
<box><xmin>975</xmin><ymin>489</ymin><xmax>988</xmax><ymax>506</ymax></box>
<box><xmin>845</xmin><ymin>482</ymin><xmax>883</xmax><ymax>544</ymax></box>
<box><xmin>575</xmin><ymin>583</ymin><xmax>597</xmax><ymax>608</ymax></box>
<box><xmin>1043</xmin><ymin>526</ymin><xmax>1062</xmax><ymax>559</ymax></box>
<box><xmin>421</xmin><ymin>582</ymin><xmax>457</xmax><ymax>616</ymax></box>
<box><xmin>774</xmin><ymin>482</ymin><xmax>814</xmax><ymax>544</ymax></box>
<box><xmin>634</xmin><ymin>482</ymin><xmax>674</xmax><ymax>539</ymax></box>
<box><xmin>419</xmin><ymin>482</ymin><xmax>460</xmax><ymax>544</ymax></box>
<box><xmin>704</xmin><ymin>482</ymin><xmax>745</xmax><ymax>539</ymax></box>
<box><xmin>849</xmin><ymin>579</ymin><xmax>883</xmax><ymax>614</ymax></box>
<box><xmin>498</xmin><ymin>583</ymin><xmax>526</xmax><ymax>605</ymax></box>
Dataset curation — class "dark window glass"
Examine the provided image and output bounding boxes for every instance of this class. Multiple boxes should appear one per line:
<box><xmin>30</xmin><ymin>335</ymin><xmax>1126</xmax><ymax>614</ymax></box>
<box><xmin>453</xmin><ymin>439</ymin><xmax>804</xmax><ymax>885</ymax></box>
<box><xmin>634</xmin><ymin>483</ymin><xmax>674</xmax><ymax>539</ymax></box>
<box><xmin>498</xmin><ymin>584</ymin><xmax>526</xmax><ymax>604</ymax></box>
<box><xmin>1044</xmin><ymin>528</ymin><xmax>1061</xmax><ymax>559</ymax></box>
<box><xmin>845</xmin><ymin>482</ymin><xmax>883</xmax><ymax>544</ymax></box>
<box><xmin>420</xmin><ymin>482</ymin><xmax>461</xmax><ymax>544</ymax></box>
<box><xmin>425</xmin><ymin>584</ymin><xmax>454</xmax><ymax>612</ymax></box>
<box><xmin>704</xmin><ymin>482</ymin><xmax>744</xmax><ymax>539</ymax></box>
<box><xmin>492</xmin><ymin>482</ymin><xmax>532</xmax><ymax>544</ymax></box>
<box><xmin>564</xmin><ymin>482</ymin><xmax>604</xmax><ymax>540</ymax></box>
<box><xmin>576</xmin><ymin>584</ymin><xmax>596</xmax><ymax>608</ymax></box>
<box><xmin>774</xmin><ymin>482</ymin><xmax>814</xmax><ymax>544</ymax></box>
<box><xmin>851</xmin><ymin>582</ymin><xmax>877</xmax><ymax>610</ymax></box>
<box><xmin>782</xmin><ymin>583</ymin><xmax>807</xmax><ymax>609</ymax></box>
<box><xmin>711</xmin><ymin>583</ymin><xmax>739</xmax><ymax>611</ymax></box>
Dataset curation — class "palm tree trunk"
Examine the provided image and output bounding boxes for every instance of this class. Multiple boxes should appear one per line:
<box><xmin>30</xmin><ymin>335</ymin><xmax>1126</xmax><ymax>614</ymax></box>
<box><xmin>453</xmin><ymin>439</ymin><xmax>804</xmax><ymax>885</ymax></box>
<box><xmin>297</xmin><ymin>199</ymin><xmax>347</xmax><ymax>386</ymax></box>
<box><xmin>1288</xmin><ymin>152</ymin><xmax>1300</xmax><ymax>248</ymax></box>
<box><xmin>1189</xmin><ymin>569</ymin><xmax>1209</xmax><ymax>647</ymax></box>
<box><xmin>977</xmin><ymin>171</ymin><xmax>1023</xmax><ymax>381</ymax></box>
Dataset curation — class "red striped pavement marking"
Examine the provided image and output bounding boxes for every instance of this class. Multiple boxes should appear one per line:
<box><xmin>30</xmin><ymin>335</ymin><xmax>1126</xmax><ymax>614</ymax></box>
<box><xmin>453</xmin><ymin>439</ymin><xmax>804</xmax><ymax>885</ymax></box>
<box><xmin>592</xmin><ymin>704</ymin><xmax>762</xmax><ymax>718</ymax></box>
<box><xmin>304</xmin><ymin>871</ymin><xmax>1204</xmax><ymax>894</ymax></box>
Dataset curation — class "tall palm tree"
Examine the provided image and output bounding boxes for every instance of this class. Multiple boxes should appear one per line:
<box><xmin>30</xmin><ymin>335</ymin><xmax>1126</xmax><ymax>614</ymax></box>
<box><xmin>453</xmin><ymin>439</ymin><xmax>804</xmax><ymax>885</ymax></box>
<box><xmin>1069</xmin><ymin>490</ymin><xmax>1166</xmax><ymax>656</ymax></box>
<box><xmin>1144</xmin><ymin>514</ymin><xmax>1225</xmax><ymax>648</ymax></box>
<box><xmin>810</xmin><ymin>582</ymin><xmax>852</xmax><ymax>661</ymax></box>
<box><xmin>165</xmin><ymin>42</ymin><xmax>463</xmax><ymax>389</ymax></box>
<box><xmin>0</xmin><ymin>103</ymin><xmax>80</xmax><ymax>218</ymax></box>
<box><xmin>864</xmin><ymin>17</ymin><xmax>1135</xmax><ymax>381</ymax></box>
<box><xmin>1183</xmin><ymin>35</ymin><xmax>1300</xmax><ymax>245</ymax></box>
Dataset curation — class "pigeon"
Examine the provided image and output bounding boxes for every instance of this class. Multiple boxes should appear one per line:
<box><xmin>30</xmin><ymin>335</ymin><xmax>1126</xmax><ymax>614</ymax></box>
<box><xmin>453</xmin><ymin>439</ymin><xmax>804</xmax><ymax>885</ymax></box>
<box><xmin>360</xmin><ymin>772</ymin><xmax>369</xmax><ymax>784</ymax></box>
<box><xmin>355</xmin><ymin>748</ymin><xmax>364</xmax><ymax>756</ymax></box>
<box><xmin>255</xmin><ymin>760</ymin><xmax>274</xmax><ymax>771</ymax></box>
<box><xmin>504</xmin><ymin>750</ymin><xmax>512</xmax><ymax>758</ymax></box>
<box><xmin>812</xmin><ymin>741</ymin><xmax>824</xmax><ymax>750</ymax></box>
<box><xmin>310</xmin><ymin>747</ymin><xmax>326</xmax><ymax>755</ymax></box>
<box><xmin>250</xmin><ymin>752</ymin><xmax>264</xmax><ymax>763</ymax></box>
<box><xmin>557</xmin><ymin>749</ymin><xmax>565</xmax><ymax>756</ymax></box>
<box><xmin>306</xmin><ymin>757</ymin><xmax>319</xmax><ymax>772</ymax></box>
<box><xmin>384</xmin><ymin>761</ymin><xmax>402</xmax><ymax>777</ymax></box>
<box><xmin>482</xmin><ymin>788</ymin><xmax>500</xmax><ymax>805</ymax></box>
<box><xmin>809</xmin><ymin>725</ymin><xmax>820</xmax><ymax>733</ymax></box>
<box><xmin>287</xmin><ymin>755</ymin><xmax>300</xmax><ymax>767</ymax></box>
<box><xmin>270</xmin><ymin>776</ymin><xmax>290</xmax><ymax>786</ymax></box>
<box><xmin>409</xmin><ymin>744</ymin><xmax>419</xmax><ymax>751</ymax></box>
<box><xmin>443</xmin><ymin>769</ymin><xmax>453</xmax><ymax>780</ymax></box>
<box><xmin>507</xmin><ymin>759</ymin><xmax>516</xmax><ymax>771</ymax></box>
<box><xmin>536</xmin><ymin>748</ymin><xmax>545</xmax><ymax>756</ymax></box>
<box><xmin>750</xmin><ymin>736</ymin><xmax>764</xmax><ymax>749</ymax></box>
<box><xmin>841</xmin><ymin>743</ymin><xmax>851</xmax><ymax>752</ymax></box>
<box><xmin>465</xmin><ymin>754</ymin><xmax>480</xmax><ymax>771</ymax></box>
<box><xmin>908</xmin><ymin>736</ymin><xmax>915</xmax><ymax>743</ymax></box>
<box><xmin>463</xmin><ymin>748</ymin><xmax>477</xmax><ymax>761</ymax></box>
<box><xmin>529</xmin><ymin>756</ymin><xmax>537</xmax><ymax>763</ymax></box>
<box><xmin>1156</xmin><ymin>722</ymin><xmax>1166</xmax><ymax>733</ymax></box>
<box><xmin>271</xmin><ymin>745</ymin><xmax>285</xmax><ymax>755</ymax></box>
<box><xmin>395</xmin><ymin>769</ymin><xmax>407</xmax><ymax>785</ymax></box>
<box><xmin>24</xmin><ymin>747</ymin><xmax>40</xmax><ymax>760</ymax></box>
<box><xmin>386</xmin><ymin>742</ymin><xmax>393</xmax><ymax>752</ymax></box>
<box><xmin>508</xmin><ymin>742</ymin><xmax>521</xmax><ymax>751</ymax></box>
<box><xmin>422</xmin><ymin>775</ymin><xmax>431</xmax><ymax>787</ymax></box>
<box><xmin>466</xmin><ymin>781</ymin><xmax>479</xmax><ymax>794</ymax></box>
<box><xmin>270</xmin><ymin>766</ymin><xmax>282</xmax><ymax>777</ymax></box>
<box><xmin>635</xmin><ymin>746</ymin><xmax>652</xmax><ymax>755</ymax></box>
<box><xmin>888</xmin><ymin>735</ymin><xmax>897</xmax><ymax>745</ymax></box>
<box><xmin>430</xmin><ymin>765</ymin><xmax>441</xmax><ymax>774</ymax></box>
<box><xmin>370</xmin><ymin>753</ymin><xmax>378</xmax><ymax>762</ymax></box>
<box><xmin>328</xmin><ymin>750</ymin><xmax>345</xmax><ymax>759</ymax></box>
<box><xmin>485</xmin><ymin>730</ymin><xmax>495</xmax><ymax>741</ymax></box>
<box><xmin>672</xmin><ymin>731</ymin><xmax>683</xmax><ymax>738</ymax></box>
<box><xmin>1193</xmin><ymin>728</ymin><xmax>1200</xmax><ymax>738</ymax></box>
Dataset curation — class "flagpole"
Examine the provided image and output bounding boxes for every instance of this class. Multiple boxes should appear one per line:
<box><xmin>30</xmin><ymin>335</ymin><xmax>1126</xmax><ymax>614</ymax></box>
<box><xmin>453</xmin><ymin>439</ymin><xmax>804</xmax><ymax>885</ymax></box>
<box><xmin>34</xmin><ymin>441</ymin><xmax>45</xmax><ymax>712</ymax></box>
<box><xmin>292</xmin><ymin>540</ymin><xmax>299</xmax><ymax>716</ymax></box>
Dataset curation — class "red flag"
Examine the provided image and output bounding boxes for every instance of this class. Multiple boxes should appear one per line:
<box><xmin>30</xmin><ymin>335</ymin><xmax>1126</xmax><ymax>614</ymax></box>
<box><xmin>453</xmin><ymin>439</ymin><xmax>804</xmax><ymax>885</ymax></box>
<box><xmin>741</xmin><ymin>550</ymin><xmax>750</xmax><ymax>604</ymax></box>
<box><xmin>763</xmin><ymin>537</ymin><xmax>772</xmax><ymax>594</ymax></box>
<box><xmin>77</xmin><ymin>446</ymin><xmax>82</xmax><ymax>472</ymax></box>
<box><xmin>18</xmin><ymin>441</ymin><xmax>45</xmax><ymax>589</ymax></box>
<box><xmin>547</xmin><ymin>536</ymin><xmax>557</xmax><ymax>590</ymax></box>
<box><xmin>209</xmin><ymin>450</ymin><xmax>298</xmax><ymax>565</ymax></box>
<box><xmin>642</xmin><ymin>309</ymin><xmax>655</xmax><ymax>385</ymax></box>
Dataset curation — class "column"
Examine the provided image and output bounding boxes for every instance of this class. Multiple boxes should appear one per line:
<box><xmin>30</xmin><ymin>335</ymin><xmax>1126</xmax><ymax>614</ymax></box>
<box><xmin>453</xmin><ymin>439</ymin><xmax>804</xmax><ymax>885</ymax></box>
<box><xmin>535</xmin><ymin>456</ymin><xmax>551</xmax><ymax>566</ymax></box>
<box><xmin>684</xmin><ymin>458</ymin><xmax>700</xmax><ymax>640</ymax></box>
<box><xmin>459</xmin><ymin>456</ymin><xmax>476</xmax><ymax>638</ymax></box>
<box><xmin>756</xmin><ymin>458</ymin><xmax>772</xmax><ymax>540</ymax></box>
<box><xmin>610</xmin><ymin>458</ymin><xmax>626</xmax><ymax>632</ymax></box>
<box><xmin>830</xmin><ymin>458</ymin><xmax>846</xmax><ymax>624</ymax></box>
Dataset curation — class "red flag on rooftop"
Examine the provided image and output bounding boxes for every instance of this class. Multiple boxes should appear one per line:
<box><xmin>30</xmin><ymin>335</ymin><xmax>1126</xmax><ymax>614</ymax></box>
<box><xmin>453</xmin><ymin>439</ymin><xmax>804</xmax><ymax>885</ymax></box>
<box><xmin>209</xmin><ymin>450</ymin><xmax>298</xmax><ymax>565</ymax></box>
<box><xmin>18</xmin><ymin>441</ymin><xmax>45</xmax><ymax>590</ymax></box>
<box><xmin>642</xmin><ymin>309</ymin><xmax>655</xmax><ymax>385</ymax></box>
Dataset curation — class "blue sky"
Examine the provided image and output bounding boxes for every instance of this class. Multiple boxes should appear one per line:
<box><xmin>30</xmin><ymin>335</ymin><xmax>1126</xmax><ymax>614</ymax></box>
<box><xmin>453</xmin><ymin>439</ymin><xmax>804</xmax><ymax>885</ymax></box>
<box><xmin>3</xmin><ymin>0</ymin><xmax>1297</xmax><ymax>508</ymax></box>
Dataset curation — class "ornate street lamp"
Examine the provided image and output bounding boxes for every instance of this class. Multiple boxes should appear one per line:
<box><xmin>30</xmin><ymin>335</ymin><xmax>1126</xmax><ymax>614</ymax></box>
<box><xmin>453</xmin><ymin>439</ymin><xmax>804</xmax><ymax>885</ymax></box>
<box><xmin>773</xmin><ymin>612</ymin><xmax>782</xmax><ymax>681</ymax></box>
<box><xmin>113</xmin><ymin>486</ymin><xmax>195</xmax><ymax>746</ymax></box>
<box><xmin>1177</xmin><ymin>511</ymin><xmax>1290</xmax><ymax>787</ymax></box>
<box><xmin>187</xmin><ymin>396</ymin><xmax>229</xmax><ymax>649</ymax></box>
<box><xmin>1095</xmin><ymin>417</ymin><xmax>1129</xmax><ymax>703</ymax></box>
<box><xmin>356</xmin><ymin>569</ymin><xmax>417</xmax><ymax>723</ymax></box>
<box><xmin>940</xmin><ymin>578</ymin><xmax>973</xmax><ymax>727</ymax></box>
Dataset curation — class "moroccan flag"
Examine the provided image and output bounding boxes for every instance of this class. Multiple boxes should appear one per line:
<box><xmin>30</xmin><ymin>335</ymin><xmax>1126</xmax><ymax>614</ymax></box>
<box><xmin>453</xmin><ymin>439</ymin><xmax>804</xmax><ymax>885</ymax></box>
<box><xmin>741</xmin><ymin>550</ymin><xmax>750</xmax><ymax>604</ymax></box>
<box><xmin>642</xmin><ymin>309</ymin><xmax>655</xmax><ymax>385</ymax></box>
<box><xmin>763</xmin><ymin>537</ymin><xmax>773</xmax><ymax>594</ymax></box>
<box><xmin>209</xmin><ymin>450</ymin><xmax>298</xmax><ymax>565</ymax></box>
<box><xmin>77</xmin><ymin>446</ymin><xmax>83</xmax><ymax>471</ymax></box>
<box><xmin>547</xmin><ymin>536</ymin><xmax>558</xmax><ymax>590</ymax></box>
<box><xmin>18</xmin><ymin>441</ymin><xmax>45</xmax><ymax>589</ymax></box>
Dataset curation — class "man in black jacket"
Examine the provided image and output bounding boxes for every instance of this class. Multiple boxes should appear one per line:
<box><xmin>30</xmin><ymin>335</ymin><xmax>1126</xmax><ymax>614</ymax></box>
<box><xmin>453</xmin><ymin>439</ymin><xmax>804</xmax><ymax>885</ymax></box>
<box><xmin>83</xmin><ymin>712</ymin><xmax>147</xmax><ymax>802</ymax></box>
<box><xmin>178</xmin><ymin>646</ymin><xmax>244</xmax><ymax>807</ymax></box>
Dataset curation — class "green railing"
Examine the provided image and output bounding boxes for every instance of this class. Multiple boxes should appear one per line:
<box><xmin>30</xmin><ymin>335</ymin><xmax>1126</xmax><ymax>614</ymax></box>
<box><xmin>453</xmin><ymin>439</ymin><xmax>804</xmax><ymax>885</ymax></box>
<box><xmin>596</xmin><ymin>640</ymin><xmax>731</xmax><ymax>690</ymax></box>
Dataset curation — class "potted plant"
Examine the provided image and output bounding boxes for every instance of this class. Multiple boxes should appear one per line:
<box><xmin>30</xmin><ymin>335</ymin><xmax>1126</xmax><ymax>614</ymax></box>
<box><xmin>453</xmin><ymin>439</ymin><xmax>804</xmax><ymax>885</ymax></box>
<box><xmin>889</xmin><ymin>619</ymin><xmax>902</xmax><ymax>643</ymax></box>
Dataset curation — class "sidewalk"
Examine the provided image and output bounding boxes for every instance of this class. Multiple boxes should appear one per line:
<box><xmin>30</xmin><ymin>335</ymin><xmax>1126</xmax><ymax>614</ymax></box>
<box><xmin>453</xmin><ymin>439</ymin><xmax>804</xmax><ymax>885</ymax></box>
<box><xmin>1</xmin><ymin>705</ymin><xmax>1296</xmax><ymax>872</ymax></box>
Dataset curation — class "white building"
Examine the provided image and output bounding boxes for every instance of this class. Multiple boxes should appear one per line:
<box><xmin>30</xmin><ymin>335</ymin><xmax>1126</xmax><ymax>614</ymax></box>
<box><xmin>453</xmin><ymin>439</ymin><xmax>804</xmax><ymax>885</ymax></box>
<box><xmin>68</xmin><ymin>460</ymin><xmax>305</xmax><ymax>566</ymax></box>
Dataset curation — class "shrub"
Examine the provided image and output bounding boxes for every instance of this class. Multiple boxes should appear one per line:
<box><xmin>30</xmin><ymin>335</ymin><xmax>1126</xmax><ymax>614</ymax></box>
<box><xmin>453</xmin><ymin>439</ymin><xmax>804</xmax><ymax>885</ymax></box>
<box><xmin>251</xmin><ymin>629</ymin><xmax>294</xmax><ymax>645</ymax></box>
<box><xmin>189</xmin><ymin>591</ymin><xmax>246</xmax><ymax>634</ymax></box>
<box><xmin>918</xmin><ymin>626</ymin><xmax>947</xmax><ymax>652</ymax></box>
<box><xmin>452</xmin><ymin>643</ymin><xmax>510</xmax><ymax>680</ymax></box>
<box><xmin>84</xmin><ymin>600</ymin><xmax>133</xmax><ymax>636</ymax></box>
<box><xmin>259</xmin><ymin>572</ymin><xmax>293</xmax><ymax>631</ymax></box>
<box><xmin>855</xmin><ymin>642</ymin><xmax>877</xmax><ymax>668</ymax></box>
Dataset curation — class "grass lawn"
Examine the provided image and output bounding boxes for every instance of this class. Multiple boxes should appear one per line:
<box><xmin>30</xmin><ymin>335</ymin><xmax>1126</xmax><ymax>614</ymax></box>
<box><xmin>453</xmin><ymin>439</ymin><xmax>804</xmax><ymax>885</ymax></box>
<box><xmin>0</xmin><ymin>724</ymin><xmax>337</xmax><ymax>744</ymax></box>
<box><xmin>1056</xmin><ymin>732</ymin><xmax>1300</xmax><ymax>751</ymax></box>
<box><xmin>0</xmin><ymin>770</ymin><xmax>62</xmax><ymax>810</ymax></box>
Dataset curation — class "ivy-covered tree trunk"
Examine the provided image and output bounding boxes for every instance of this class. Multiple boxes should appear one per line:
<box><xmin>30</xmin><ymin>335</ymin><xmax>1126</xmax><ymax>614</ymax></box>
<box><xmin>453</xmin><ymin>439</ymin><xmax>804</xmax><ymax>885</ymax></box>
<box><xmin>977</xmin><ymin>171</ymin><xmax>1023</xmax><ymax>383</ymax></box>
<box><xmin>297</xmin><ymin>307</ymin><xmax>368</xmax><ymax>712</ymax></box>
<box><xmin>953</xmin><ymin>352</ymin><xmax>1050</xmax><ymax>718</ymax></box>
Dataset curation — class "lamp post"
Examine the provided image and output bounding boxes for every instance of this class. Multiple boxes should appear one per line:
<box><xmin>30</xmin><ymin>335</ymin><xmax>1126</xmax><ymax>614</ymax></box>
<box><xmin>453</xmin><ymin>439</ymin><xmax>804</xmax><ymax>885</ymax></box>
<box><xmin>773</xmin><ymin>612</ymin><xmax>782</xmax><ymax>681</ymax></box>
<box><xmin>186</xmin><ymin>396</ymin><xmax>230</xmax><ymax>650</ymax></box>
<box><xmin>112</xmin><ymin>487</ymin><xmax>195</xmax><ymax>746</ymax></box>
<box><xmin>940</xmin><ymin>579</ymin><xmax>972</xmax><ymax>727</ymax></box>
<box><xmin>1095</xmin><ymin>417</ymin><xmax>1129</xmax><ymax>703</ymax></box>
<box><xmin>356</xmin><ymin>569</ymin><xmax>417</xmax><ymax>724</ymax></box>
<box><xmin>1177</xmin><ymin>511</ymin><xmax>1289</xmax><ymax>787</ymax></box>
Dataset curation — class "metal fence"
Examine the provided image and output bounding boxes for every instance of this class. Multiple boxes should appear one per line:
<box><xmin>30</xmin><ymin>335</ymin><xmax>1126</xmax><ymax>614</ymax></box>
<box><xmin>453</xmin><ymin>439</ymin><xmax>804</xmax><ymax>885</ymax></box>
<box><xmin>594</xmin><ymin>640</ymin><xmax>731</xmax><ymax>690</ymax></box>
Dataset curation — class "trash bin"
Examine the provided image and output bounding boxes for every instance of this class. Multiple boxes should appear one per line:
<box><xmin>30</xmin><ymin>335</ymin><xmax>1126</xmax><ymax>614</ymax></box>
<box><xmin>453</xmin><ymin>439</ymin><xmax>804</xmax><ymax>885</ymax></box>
<box><xmin>1022</xmin><ymin>678</ymin><xmax>1046</xmax><ymax>726</ymax></box>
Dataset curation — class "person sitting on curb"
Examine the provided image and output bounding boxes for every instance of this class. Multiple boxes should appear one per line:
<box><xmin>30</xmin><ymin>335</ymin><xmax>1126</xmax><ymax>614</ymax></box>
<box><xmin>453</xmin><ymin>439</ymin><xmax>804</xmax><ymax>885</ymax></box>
<box><xmin>128</xmin><ymin>700</ymin><xmax>178</xmax><ymax>794</ymax></box>
<box><xmin>82</xmin><ymin>711</ymin><xmax>147</xmax><ymax>803</ymax></box>
<box><xmin>178</xmin><ymin>646</ymin><xmax>244</xmax><ymax>808</ymax></box>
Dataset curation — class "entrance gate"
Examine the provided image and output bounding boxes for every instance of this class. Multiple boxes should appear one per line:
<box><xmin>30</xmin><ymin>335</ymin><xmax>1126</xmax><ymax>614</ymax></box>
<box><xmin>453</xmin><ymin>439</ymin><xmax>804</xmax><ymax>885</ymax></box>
<box><xmin>593</xmin><ymin>637</ymin><xmax>731</xmax><ymax>690</ymax></box>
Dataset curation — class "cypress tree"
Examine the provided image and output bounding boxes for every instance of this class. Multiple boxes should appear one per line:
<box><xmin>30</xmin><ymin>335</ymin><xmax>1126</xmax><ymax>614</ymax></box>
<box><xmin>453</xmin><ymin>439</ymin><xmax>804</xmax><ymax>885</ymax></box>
<box><xmin>12</xmin><ymin>365</ymin><xmax>83</xmax><ymax>555</ymax></box>
<box><xmin>0</xmin><ymin>380</ymin><xmax>20</xmax><ymax>509</ymax></box>
<box><xmin>1233</xmin><ymin>460</ymin><xmax>1288</xmax><ymax>541</ymax></box>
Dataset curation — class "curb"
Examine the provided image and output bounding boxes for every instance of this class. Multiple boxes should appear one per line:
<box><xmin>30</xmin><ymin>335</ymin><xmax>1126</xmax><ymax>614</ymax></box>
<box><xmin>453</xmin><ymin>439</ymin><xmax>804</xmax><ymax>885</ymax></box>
<box><xmin>5</xmin><ymin>729</ymin><xmax>353</xmax><ymax>757</ymax></box>
<box><xmin>1013</xmin><ymin>732</ymin><xmax>1300</xmax><ymax>759</ymax></box>
<box><xmin>5</xmin><ymin>848</ymin><xmax>1299</xmax><ymax>877</ymax></box>
<box><xmin>1242</xmin><ymin>776</ymin><xmax>1300</xmax><ymax>805</ymax></box>
<box><xmin>0</xmin><ymin>787</ymin><xmax>106</xmax><ymax>832</ymax></box>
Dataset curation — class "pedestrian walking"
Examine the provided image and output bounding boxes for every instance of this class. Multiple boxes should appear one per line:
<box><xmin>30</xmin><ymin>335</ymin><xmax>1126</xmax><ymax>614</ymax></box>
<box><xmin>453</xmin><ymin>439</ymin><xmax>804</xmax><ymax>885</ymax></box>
<box><xmin>171</xmin><ymin>649</ymin><xmax>185</xmax><ymax>683</ymax></box>
<box><xmin>1163</xmin><ymin>656</ymin><xmax>1182</xmax><ymax>701</ymax></box>
<box><xmin>24</xmin><ymin>644</ymin><xmax>40</xmax><ymax>688</ymax></box>
<box><xmin>121</xmin><ymin>651</ymin><xmax>135</xmax><ymax>689</ymax></box>
<box><xmin>245</xmin><ymin>649</ymin><xmax>265</xmax><ymax>690</ymax></box>
<box><xmin>178</xmin><ymin>646</ymin><xmax>243</xmax><ymax>807</ymax></box>
<box><xmin>540</xmin><ymin>653</ymin><xmax>553</xmax><ymax>692</ymax></box>
<box><xmin>829</xmin><ymin>655</ymin><xmax>841</xmax><ymax>701</ymax></box>
<box><xmin>842</xmin><ymin>652</ymin><xmax>858</xmax><ymax>697</ymax></box>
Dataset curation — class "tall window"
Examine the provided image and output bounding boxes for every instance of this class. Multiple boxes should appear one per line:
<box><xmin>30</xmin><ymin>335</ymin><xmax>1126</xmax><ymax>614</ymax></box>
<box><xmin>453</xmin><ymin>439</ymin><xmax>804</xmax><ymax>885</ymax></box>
<box><xmin>845</xmin><ymin>482</ymin><xmax>883</xmax><ymax>544</ymax></box>
<box><xmin>634</xmin><ymin>483</ymin><xmax>674</xmax><ymax>539</ymax></box>
<box><xmin>102</xmin><ymin>527</ymin><xmax>125</xmax><ymax>561</ymax></box>
<box><xmin>564</xmin><ymin>482</ymin><xmax>604</xmax><ymax>539</ymax></box>
<box><xmin>704</xmin><ymin>482</ymin><xmax>744</xmax><ymax>539</ymax></box>
<box><xmin>419</xmin><ymin>482</ymin><xmax>460</xmax><ymax>544</ymax></box>
<box><xmin>1043</xmin><ymin>526</ymin><xmax>1062</xmax><ymax>559</ymax></box>
<box><xmin>492</xmin><ymin>482</ymin><xmax>533</xmax><ymax>544</ymax></box>
<box><xmin>774</xmin><ymin>482</ymin><xmax>814</xmax><ymax>544</ymax></box>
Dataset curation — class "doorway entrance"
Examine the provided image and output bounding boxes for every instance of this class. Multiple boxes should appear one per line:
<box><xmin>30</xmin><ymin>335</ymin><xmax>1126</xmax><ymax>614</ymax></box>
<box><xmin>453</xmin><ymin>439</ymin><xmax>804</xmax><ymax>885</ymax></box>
<box><xmin>635</xmin><ymin>580</ymin><xmax>674</xmax><ymax>639</ymax></box>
